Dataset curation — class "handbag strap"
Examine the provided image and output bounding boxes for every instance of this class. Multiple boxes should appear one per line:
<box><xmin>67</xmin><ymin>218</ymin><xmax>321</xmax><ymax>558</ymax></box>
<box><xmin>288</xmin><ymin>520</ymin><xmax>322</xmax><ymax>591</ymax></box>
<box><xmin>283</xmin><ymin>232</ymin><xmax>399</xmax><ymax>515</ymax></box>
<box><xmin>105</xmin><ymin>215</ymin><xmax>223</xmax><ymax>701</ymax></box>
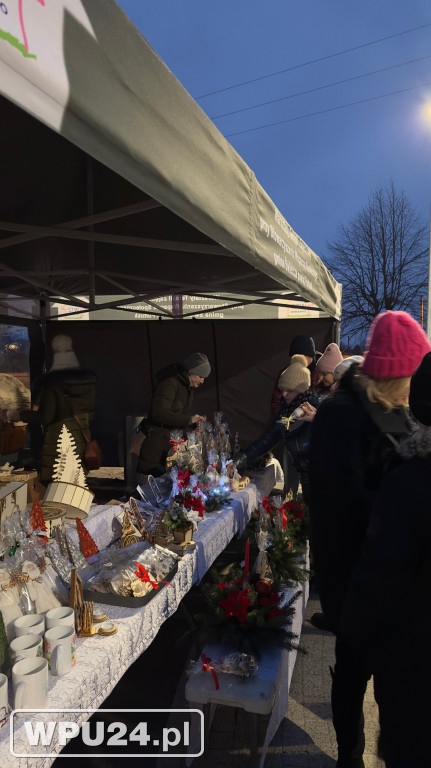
<box><xmin>73</xmin><ymin>414</ymin><xmax>91</xmax><ymax>445</ymax></box>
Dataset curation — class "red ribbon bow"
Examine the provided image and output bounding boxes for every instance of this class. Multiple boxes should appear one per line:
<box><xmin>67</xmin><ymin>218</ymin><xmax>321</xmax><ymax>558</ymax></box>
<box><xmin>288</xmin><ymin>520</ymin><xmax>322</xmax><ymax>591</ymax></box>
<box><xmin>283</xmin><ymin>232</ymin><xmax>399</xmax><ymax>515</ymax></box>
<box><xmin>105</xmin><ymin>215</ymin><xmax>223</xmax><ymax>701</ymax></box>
<box><xmin>134</xmin><ymin>562</ymin><xmax>173</xmax><ymax>590</ymax></box>
<box><xmin>201</xmin><ymin>653</ymin><xmax>219</xmax><ymax>689</ymax></box>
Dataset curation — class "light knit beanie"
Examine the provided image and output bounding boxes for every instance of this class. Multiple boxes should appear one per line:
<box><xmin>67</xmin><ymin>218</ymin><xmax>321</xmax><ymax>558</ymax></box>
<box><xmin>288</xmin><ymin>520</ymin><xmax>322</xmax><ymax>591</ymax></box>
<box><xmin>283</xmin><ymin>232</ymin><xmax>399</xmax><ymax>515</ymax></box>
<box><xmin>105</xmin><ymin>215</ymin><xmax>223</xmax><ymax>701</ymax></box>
<box><xmin>316</xmin><ymin>343</ymin><xmax>343</xmax><ymax>374</ymax></box>
<box><xmin>50</xmin><ymin>334</ymin><xmax>79</xmax><ymax>372</ymax></box>
<box><xmin>360</xmin><ymin>310</ymin><xmax>431</xmax><ymax>379</ymax></box>
<box><xmin>278</xmin><ymin>354</ymin><xmax>311</xmax><ymax>393</ymax></box>
<box><xmin>333</xmin><ymin>355</ymin><xmax>364</xmax><ymax>382</ymax></box>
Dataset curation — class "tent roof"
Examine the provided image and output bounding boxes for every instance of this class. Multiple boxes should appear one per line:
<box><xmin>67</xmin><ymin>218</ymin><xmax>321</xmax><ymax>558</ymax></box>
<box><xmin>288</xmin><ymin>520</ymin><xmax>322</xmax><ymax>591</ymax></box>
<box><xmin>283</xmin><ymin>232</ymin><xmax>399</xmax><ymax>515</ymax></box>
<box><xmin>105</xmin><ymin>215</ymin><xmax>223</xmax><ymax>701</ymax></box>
<box><xmin>0</xmin><ymin>0</ymin><xmax>341</xmax><ymax>322</ymax></box>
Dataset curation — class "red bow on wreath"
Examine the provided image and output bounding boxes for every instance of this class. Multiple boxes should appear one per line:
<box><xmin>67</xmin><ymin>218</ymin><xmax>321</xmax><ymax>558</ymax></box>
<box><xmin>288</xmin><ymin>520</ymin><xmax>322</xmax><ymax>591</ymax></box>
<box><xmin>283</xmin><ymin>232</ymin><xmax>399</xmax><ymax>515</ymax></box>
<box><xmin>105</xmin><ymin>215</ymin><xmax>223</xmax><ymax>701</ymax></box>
<box><xmin>134</xmin><ymin>562</ymin><xmax>173</xmax><ymax>590</ymax></box>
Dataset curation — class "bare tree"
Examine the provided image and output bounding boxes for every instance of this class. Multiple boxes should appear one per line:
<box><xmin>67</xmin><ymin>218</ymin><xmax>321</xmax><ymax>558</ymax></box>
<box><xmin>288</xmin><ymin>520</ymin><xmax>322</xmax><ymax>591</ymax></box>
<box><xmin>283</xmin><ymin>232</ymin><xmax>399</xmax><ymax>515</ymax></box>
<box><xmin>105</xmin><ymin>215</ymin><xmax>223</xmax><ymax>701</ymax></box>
<box><xmin>326</xmin><ymin>182</ymin><xmax>428</xmax><ymax>340</ymax></box>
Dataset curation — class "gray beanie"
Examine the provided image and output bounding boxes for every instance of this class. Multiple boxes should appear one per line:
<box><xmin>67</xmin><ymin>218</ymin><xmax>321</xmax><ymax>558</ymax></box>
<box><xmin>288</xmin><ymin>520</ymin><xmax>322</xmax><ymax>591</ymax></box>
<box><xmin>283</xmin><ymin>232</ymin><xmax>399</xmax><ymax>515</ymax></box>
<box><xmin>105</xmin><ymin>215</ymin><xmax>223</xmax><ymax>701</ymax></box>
<box><xmin>182</xmin><ymin>352</ymin><xmax>211</xmax><ymax>378</ymax></box>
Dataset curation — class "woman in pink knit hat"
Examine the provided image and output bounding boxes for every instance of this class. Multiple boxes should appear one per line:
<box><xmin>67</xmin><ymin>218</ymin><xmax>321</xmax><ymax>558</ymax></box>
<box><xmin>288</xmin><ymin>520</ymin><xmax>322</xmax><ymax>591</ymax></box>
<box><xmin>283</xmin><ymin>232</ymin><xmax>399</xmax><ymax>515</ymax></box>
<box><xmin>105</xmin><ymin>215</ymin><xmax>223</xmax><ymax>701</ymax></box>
<box><xmin>308</xmin><ymin>310</ymin><xmax>430</xmax><ymax>768</ymax></box>
<box><xmin>316</xmin><ymin>342</ymin><xmax>344</xmax><ymax>394</ymax></box>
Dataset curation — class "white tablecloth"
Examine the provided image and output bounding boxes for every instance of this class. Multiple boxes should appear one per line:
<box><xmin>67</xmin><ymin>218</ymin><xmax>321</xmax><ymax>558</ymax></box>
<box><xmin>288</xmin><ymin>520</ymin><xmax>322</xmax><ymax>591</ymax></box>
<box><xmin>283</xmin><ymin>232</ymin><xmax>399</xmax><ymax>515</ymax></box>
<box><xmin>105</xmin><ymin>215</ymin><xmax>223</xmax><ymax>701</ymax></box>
<box><xmin>0</xmin><ymin>484</ymin><xmax>259</xmax><ymax>767</ymax></box>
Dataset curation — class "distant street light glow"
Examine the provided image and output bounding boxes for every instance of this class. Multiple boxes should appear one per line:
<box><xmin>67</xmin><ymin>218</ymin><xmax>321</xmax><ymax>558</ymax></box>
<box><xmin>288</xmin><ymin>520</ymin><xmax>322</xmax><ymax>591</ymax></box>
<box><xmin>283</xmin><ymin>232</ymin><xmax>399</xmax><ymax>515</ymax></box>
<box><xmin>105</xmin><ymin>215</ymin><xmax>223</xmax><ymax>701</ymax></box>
<box><xmin>419</xmin><ymin>98</ymin><xmax>431</xmax><ymax>128</ymax></box>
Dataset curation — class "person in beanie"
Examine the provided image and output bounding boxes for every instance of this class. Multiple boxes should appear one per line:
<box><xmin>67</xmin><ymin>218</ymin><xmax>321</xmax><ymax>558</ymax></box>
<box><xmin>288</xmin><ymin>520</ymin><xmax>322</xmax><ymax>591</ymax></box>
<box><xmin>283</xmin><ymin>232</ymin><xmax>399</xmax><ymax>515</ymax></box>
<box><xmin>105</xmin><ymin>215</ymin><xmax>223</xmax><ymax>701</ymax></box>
<box><xmin>308</xmin><ymin>311</ymin><xmax>430</xmax><ymax>768</ymax></box>
<box><xmin>333</xmin><ymin>355</ymin><xmax>364</xmax><ymax>384</ymax></box>
<box><xmin>270</xmin><ymin>334</ymin><xmax>318</xmax><ymax>416</ymax></box>
<box><xmin>316</xmin><ymin>342</ymin><xmax>343</xmax><ymax>394</ymax></box>
<box><xmin>270</xmin><ymin>336</ymin><xmax>319</xmax><ymax>499</ymax></box>
<box><xmin>235</xmin><ymin>354</ymin><xmax>320</xmax><ymax>503</ymax></box>
<box><xmin>341</xmin><ymin>351</ymin><xmax>431</xmax><ymax>767</ymax></box>
<box><xmin>21</xmin><ymin>334</ymin><xmax>97</xmax><ymax>484</ymax></box>
<box><xmin>137</xmin><ymin>353</ymin><xmax>210</xmax><ymax>476</ymax></box>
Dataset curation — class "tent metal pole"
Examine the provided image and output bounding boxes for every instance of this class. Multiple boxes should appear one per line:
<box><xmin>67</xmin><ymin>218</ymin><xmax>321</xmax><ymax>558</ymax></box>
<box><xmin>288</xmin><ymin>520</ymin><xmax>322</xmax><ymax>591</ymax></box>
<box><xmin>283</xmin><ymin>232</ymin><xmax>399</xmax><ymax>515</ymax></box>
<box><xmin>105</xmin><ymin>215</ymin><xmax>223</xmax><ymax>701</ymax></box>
<box><xmin>86</xmin><ymin>157</ymin><xmax>96</xmax><ymax>312</ymax></box>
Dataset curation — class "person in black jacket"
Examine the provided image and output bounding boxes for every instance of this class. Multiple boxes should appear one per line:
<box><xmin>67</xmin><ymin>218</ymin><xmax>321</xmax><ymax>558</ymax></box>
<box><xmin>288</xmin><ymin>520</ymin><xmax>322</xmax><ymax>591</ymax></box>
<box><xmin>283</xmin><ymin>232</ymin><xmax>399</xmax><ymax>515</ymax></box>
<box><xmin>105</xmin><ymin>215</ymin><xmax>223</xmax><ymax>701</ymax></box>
<box><xmin>269</xmin><ymin>336</ymin><xmax>319</xmax><ymax>498</ymax></box>
<box><xmin>341</xmin><ymin>351</ymin><xmax>431</xmax><ymax>768</ymax></box>
<box><xmin>235</xmin><ymin>354</ymin><xmax>320</xmax><ymax>503</ymax></box>
<box><xmin>137</xmin><ymin>352</ymin><xmax>210</xmax><ymax>476</ymax></box>
<box><xmin>308</xmin><ymin>311</ymin><xmax>430</xmax><ymax>768</ymax></box>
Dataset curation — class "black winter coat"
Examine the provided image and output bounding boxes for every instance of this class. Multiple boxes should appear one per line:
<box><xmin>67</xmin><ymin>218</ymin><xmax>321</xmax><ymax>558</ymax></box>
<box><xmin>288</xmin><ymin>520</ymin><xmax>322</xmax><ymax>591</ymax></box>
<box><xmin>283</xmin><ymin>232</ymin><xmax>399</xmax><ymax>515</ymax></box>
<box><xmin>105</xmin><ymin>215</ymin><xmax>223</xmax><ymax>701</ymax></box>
<box><xmin>341</xmin><ymin>427</ymin><xmax>431</xmax><ymax>765</ymax></box>
<box><xmin>308</xmin><ymin>364</ymin><xmax>411</xmax><ymax>633</ymax></box>
<box><xmin>235</xmin><ymin>388</ymin><xmax>320</xmax><ymax>502</ymax></box>
<box><xmin>137</xmin><ymin>364</ymin><xmax>194</xmax><ymax>475</ymax></box>
<box><xmin>30</xmin><ymin>369</ymin><xmax>97</xmax><ymax>484</ymax></box>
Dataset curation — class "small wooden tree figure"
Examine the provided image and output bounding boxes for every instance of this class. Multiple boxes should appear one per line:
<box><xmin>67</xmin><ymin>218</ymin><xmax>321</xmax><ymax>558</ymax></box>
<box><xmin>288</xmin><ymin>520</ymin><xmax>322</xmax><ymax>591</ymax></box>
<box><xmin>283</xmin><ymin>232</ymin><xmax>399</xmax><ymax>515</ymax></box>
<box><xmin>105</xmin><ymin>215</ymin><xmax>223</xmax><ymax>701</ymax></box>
<box><xmin>76</xmin><ymin>518</ymin><xmax>99</xmax><ymax>561</ymax></box>
<box><xmin>52</xmin><ymin>424</ymin><xmax>88</xmax><ymax>489</ymax></box>
<box><xmin>30</xmin><ymin>498</ymin><xmax>48</xmax><ymax>541</ymax></box>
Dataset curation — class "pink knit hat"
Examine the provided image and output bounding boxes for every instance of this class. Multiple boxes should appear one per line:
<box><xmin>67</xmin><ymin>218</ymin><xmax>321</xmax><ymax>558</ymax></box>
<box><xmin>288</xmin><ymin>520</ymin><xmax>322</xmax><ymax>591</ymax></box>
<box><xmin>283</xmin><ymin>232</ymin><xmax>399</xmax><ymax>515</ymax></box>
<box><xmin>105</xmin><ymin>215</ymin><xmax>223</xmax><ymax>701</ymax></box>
<box><xmin>316</xmin><ymin>343</ymin><xmax>343</xmax><ymax>374</ymax></box>
<box><xmin>360</xmin><ymin>311</ymin><xmax>431</xmax><ymax>379</ymax></box>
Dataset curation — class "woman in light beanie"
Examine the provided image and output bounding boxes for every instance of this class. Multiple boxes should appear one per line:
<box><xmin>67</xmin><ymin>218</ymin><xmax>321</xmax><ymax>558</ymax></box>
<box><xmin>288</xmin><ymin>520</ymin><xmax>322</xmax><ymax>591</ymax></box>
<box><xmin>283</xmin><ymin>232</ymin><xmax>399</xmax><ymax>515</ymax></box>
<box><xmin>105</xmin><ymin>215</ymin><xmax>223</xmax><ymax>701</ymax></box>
<box><xmin>137</xmin><ymin>353</ymin><xmax>210</xmax><ymax>476</ymax></box>
<box><xmin>22</xmin><ymin>335</ymin><xmax>97</xmax><ymax>484</ymax></box>
<box><xmin>234</xmin><ymin>355</ymin><xmax>320</xmax><ymax>503</ymax></box>
<box><xmin>308</xmin><ymin>310</ymin><xmax>430</xmax><ymax>768</ymax></box>
<box><xmin>342</xmin><ymin>350</ymin><xmax>431</xmax><ymax>767</ymax></box>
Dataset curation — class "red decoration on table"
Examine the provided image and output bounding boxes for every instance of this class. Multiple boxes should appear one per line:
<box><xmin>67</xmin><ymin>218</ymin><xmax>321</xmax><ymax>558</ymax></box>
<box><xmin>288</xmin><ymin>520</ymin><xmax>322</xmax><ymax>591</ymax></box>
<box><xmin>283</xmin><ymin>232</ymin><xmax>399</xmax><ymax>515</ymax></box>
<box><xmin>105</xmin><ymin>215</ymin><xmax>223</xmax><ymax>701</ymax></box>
<box><xmin>219</xmin><ymin>588</ymin><xmax>251</xmax><ymax>623</ymax></box>
<box><xmin>201</xmin><ymin>653</ymin><xmax>219</xmax><ymax>690</ymax></box>
<box><xmin>76</xmin><ymin>518</ymin><xmax>99</xmax><ymax>559</ymax></box>
<box><xmin>29</xmin><ymin>498</ymin><xmax>48</xmax><ymax>541</ymax></box>
<box><xmin>254</xmin><ymin>579</ymin><xmax>272</xmax><ymax>595</ymax></box>
<box><xmin>177</xmin><ymin>469</ymin><xmax>191</xmax><ymax>490</ymax></box>
<box><xmin>169</xmin><ymin>437</ymin><xmax>186</xmax><ymax>451</ymax></box>
<box><xmin>134</xmin><ymin>562</ymin><xmax>173</xmax><ymax>590</ymax></box>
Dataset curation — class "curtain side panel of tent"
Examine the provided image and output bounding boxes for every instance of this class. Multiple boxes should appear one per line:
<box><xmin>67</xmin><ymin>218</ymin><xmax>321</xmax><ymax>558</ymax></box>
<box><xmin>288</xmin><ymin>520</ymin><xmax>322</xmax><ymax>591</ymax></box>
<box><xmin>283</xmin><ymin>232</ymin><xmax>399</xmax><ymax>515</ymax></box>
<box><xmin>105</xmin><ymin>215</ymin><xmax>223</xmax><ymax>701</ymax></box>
<box><xmin>44</xmin><ymin>319</ymin><xmax>335</xmax><ymax>465</ymax></box>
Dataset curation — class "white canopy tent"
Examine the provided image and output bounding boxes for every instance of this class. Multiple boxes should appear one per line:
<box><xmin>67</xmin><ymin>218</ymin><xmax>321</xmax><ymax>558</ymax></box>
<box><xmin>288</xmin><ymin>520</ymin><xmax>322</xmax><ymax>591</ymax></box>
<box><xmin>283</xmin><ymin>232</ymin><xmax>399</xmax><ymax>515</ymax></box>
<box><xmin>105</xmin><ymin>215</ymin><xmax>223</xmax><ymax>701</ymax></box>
<box><xmin>0</xmin><ymin>0</ymin><xmax>341</xmax><ymax>462</ymax></box>
<box><xmin>0</xmin><ymin>0</ymin><xmax>341</xmax><ymax>322</ymax></box>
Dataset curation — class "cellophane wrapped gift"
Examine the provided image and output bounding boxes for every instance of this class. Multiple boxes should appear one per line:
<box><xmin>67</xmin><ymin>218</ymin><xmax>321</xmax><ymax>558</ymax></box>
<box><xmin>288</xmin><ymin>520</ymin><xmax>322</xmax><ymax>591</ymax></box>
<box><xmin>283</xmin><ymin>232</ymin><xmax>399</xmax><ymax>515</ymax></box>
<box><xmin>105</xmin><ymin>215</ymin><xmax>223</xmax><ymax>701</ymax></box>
<box><xmin>82</xmin><ymin>540</ymin><xmax>177</xmax><ymax>603</ymax></box>
<box><xmin>166</xmin><ymin>429</ymin><xmax>189</xmax><ymax>469</ymax></box>
<box><xmin>206</xmin><ymin>448</ymin><xmax>220</xmax><ymax>485</ymax></box>
<box><xmin>186</xmin><ymin>431</ymin><xmax>204</xmax><ymax>474</ymax></box>
<box><xmin>253</xmin><ymin>525</ymin><xmax>274</xmax><ymax>583</ymax></box>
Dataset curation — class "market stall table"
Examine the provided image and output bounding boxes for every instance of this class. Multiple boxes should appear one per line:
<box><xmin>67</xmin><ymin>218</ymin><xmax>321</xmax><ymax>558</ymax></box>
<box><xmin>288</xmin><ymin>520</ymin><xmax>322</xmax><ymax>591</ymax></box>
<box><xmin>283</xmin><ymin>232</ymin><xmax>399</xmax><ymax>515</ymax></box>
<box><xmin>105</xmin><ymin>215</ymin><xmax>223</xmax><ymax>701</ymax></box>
<box><xmin>0</xmin><ymin>484</ymin><xmax>259</xmax><ymax>767</ymax></box>
<box><xmin>184</xmin><ymin>551</ymin><xmax>310</xmax><ymax>768</ymax></box>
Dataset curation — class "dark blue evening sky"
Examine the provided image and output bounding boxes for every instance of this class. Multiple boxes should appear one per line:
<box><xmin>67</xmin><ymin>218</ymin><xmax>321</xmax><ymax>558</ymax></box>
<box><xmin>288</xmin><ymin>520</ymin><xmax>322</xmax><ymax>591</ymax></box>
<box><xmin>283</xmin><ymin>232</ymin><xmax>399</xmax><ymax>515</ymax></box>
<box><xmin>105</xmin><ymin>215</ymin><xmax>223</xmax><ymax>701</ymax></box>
<box><xmin>117</xmin><ymin>0</ymin><xmax>431</xmax><ymax>267</ymax></box>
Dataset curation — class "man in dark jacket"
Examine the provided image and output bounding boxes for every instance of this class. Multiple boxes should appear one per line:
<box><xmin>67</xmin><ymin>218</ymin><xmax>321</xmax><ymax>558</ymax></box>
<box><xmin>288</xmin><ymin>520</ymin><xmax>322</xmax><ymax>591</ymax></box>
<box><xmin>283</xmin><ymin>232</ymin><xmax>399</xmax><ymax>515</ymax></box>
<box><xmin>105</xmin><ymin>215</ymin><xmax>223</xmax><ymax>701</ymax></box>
<box><xmin>137</xmin><ymin>352</ymin><xmax>210</xmax><ymax>476</ymax></box>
